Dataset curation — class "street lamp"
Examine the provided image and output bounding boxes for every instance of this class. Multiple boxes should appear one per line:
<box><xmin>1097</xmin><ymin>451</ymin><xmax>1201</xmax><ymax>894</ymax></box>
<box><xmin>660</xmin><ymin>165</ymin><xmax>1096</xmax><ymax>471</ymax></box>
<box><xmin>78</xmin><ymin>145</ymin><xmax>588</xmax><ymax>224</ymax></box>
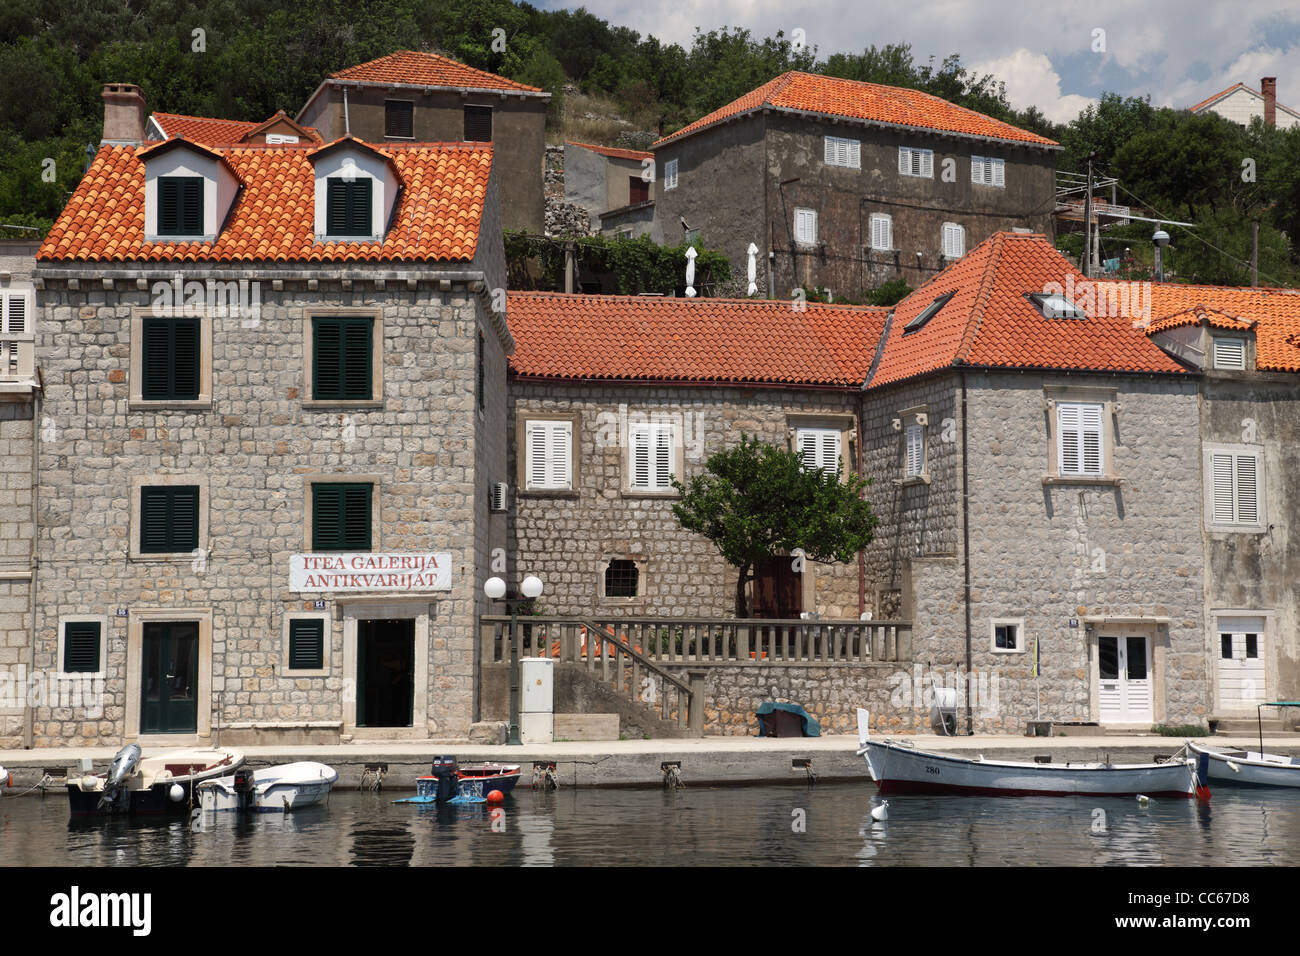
<box><xmin>484</xmin><ymin>574</ymin><xmax>544</xmax><ymax>745</ymax></box>
<box><xmin>1152</xmin><ymin>228</ymin><xmax>1170</xmax><ymax>282</ymax></box>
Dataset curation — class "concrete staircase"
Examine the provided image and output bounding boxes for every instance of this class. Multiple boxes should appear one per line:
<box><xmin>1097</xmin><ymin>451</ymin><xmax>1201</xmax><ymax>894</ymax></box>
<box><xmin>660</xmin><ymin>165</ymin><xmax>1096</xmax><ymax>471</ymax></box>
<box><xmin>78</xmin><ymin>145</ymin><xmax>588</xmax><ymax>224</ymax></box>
<box><xmin>555</xmin><ymin>663</ymin><xmax>691</xmax><ymax>739</ymax></box>
<box><xmin>1210</xmin><ymin>717</ymin><xmax>1289</xmax><ymax>736</ymax></box>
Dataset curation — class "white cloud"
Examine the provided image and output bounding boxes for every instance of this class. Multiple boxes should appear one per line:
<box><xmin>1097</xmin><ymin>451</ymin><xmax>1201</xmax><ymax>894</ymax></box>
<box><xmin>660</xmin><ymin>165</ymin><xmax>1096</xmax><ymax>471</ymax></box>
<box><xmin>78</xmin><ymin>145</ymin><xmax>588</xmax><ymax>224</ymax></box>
<box><xmin>972</xmin><ymin>49</ymin><xmax>1096</xmax><ymax>124</ymax></box>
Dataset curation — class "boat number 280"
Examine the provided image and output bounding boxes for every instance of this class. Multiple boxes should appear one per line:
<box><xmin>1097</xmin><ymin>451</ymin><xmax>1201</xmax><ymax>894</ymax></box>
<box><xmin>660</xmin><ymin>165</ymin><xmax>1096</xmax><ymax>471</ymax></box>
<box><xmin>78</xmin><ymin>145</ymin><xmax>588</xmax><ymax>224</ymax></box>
<box><xmin>925</xmin><ymin>765</ymin><xmax>940</xmax><ymax>775</ymax></box>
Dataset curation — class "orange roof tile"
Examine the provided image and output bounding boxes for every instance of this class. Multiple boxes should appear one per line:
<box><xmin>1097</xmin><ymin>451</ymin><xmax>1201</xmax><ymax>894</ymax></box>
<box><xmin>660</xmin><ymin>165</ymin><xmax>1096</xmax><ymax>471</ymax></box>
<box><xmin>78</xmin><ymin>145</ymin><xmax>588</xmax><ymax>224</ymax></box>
<box><xmin>508</xmin><ymin>292</ymin><xmax>887</xmax><ymax>387</ymax></box>
<box><xmin>330</xmin><ymin>50</ymin><xmax>543</xmax><ymax>94</ymax></box>
<box><xmin>654</xmin><ymin>72</ymin><xmax>1059</xmax><ymax>149</ymax></box>
<box><xmin>37</xmin><ymin>142</ymin><xmax>491</xmax><ymax>263</ymax></box>
<box><xmin>151</xmin><ymin>112</ymin><xmax>322</xmax><ymax>147</ymax></box>
<box><xmin>1144</xmin><ymin>304</ymin><xmax>1255</xmax><ymax>334</ymax></box>
<box><xmin>868</xmin><ymin>233</ymin><xmax>1187</xmax><ymax>388</ymax></box>
<box><xmin>1101</xmin><ymin>279</ymin><xmax>1300</xmax><ymax>372</ymax></box>
<box><xmin>566</xmin><ymin>141</ymin><xmax>654</xmax><ymax>162</ymax></box>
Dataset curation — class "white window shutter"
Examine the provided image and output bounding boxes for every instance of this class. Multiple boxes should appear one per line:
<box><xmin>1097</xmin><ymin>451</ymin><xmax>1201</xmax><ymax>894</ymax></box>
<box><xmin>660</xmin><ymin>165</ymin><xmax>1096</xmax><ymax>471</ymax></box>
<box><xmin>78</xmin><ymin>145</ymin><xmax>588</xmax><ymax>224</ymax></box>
<box><xmin>920</xmin><ymin>150</ymin><xmax>933</xmax><ymax>178</ymax></box>
<box><xmin>943</xmin><ymin>223</ymin><xmax>964</xmax><ymax>258</ymax></box>
<box><xmin>898</xmin><ymin>147</ymin><xmax>910</xmax><ymax>175</ymax></box>
<box><xmin>1235</xmin><ymin>454</ymin><xmax>1258</xmax><ymax>523</ymax></box>
<box><xmin>631</xmin><ymin>426</ymin><xmax>651</xmax><ymax>488</ymax></box>
<box><xmin>992</xmin><ymin>158</ymin><xmax>1005</xmax><ymax>187</ymax></box>
<box><xmin>798</xmin><ymin>430</ymin><xmax>818</xmax><ymax>470</ymax></box>
<box><xmin>654</xmin><ymin>425</ymin><xmax>673</xmax><ymax>488</ymax></box>
<box><xmin>550</xmin><ymin>422</ymin><xmax>572</xmax><ymax>489</ymax></box>
<box><xmin>795</xmin><ymin>208</ymin><xmax>817</xmax><ymax>244</ymax></box>
<box><xmin>1214</xmin><ymin>337</ymin><xmax>1245</xmax><ymax>370</ymax></box>
<box><xmin>2</xmin><ymin>293</ymin><xmax>26</xmax><ymax>333</ymax></box>
<box><xmin>1058</xmin><ymin>404</ymin><xmax>1081</xmax><ymax>474</ymax></box>
<box><xmin>526</xmin><ymin>423</ymin><xmax>548</xmax><ymax>489</ymax></box>
<box><xmin>1211</xmin><ymin>454</ymin><xmax>1235</xmax><ymax>523</ymax></box>
<box><xmin>871</xmin><ymin>215</ymin><xmax>891</xmax><ymax>251</ymax></box>
<box><xmin>1080</xmin><ymin>404</ymin><xmax>1103</xmax><ymax>475</ymax></box>
<box><xmin>971</xmin><ymin>157</ymin><xmax>984</xmax><ymax>184</ymax></box>
<box><xmin>821</xmin><ymin>431</ymin><xmax>841</xmax><ymax>474</ymax></box>
<box><xmin>905</xmin><ymin>424</ymin><xmax>924</xmax><ymax>476</ymax></box>
<box><xmin>849</xmin><ymin>140</ymin><xmax>860</xmax><ymax>168</ymax></box>
<box><xmin>824</xmin><ymin>137</ymin><xmax>836</xmax><ymax>164</ymax></box>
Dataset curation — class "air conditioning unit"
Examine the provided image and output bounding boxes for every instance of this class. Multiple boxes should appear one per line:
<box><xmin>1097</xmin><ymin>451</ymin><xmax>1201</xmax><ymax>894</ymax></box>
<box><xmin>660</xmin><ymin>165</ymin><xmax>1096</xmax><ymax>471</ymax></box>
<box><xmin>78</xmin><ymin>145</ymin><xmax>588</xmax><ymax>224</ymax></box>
<box><xmin>489</xmin><ymin>482</ymin><xmax>509</xmax><ymax>513</ymax></box>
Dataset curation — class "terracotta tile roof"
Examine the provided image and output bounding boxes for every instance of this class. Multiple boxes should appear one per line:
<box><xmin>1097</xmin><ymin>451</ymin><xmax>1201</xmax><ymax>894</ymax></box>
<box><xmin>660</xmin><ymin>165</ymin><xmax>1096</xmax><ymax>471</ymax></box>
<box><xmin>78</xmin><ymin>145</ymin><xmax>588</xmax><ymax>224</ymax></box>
<box><xmin>330</xmin><ymin>50</ymin><xmax>543</xmax><ymax>94</ymax></box>
<box><xmin>1189</xmin><ymin>82</ymin><xmax>1300</xmax><ymax>120</ymax></box>
<box><xmin>508</xmin><ymin>292</ymin><xmax>887</xmax><ymax>386</ymax></box>
<box><xmin>654</xmin><ymin>72</ymin><xmax>1058</xmax><ymax>149</ymax></box>
<box><xmin>38</xmin><ymin>142</ymin><xmax>491</xmax><ymax>263</ymax></box>
<box><xmin>868</xmin><ymin>233</ymin><xmax>1187</xmax><ymax>388</ymax></box>
<box><xmin>151</xmin><ymin>111</ymin><xmax>322</xmax><ymax>147</ymax></box>
<box><xmin>566</xmin><ymin>141</ymin><xmax>653</xmax><ymax>162</ymax></box>
<box><xmin>1144</xmin><ymin>304</ymin><xmax>1255</xmax><ymax>333</ymax></box>
<box><xmin>1102</xmin><ymin>279</ymin><xmax>1300</xmax><ymax>372</ymax></box>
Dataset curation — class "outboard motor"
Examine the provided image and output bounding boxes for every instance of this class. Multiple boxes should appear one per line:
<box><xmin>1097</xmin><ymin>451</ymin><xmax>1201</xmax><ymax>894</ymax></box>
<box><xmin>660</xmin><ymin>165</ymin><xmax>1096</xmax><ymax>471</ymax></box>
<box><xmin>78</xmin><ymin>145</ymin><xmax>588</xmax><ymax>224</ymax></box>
<box><xmin>428</xmin><ymin>755</ymin><xmax>460</xmax><ymax>803</ymax></box>
<box><xmin>98</xmin><ymin>743</ymin><xmax>142</xmax><ymax>809</ymax></box>
<box><xmin>233</xmin><ymin>766</ymin><xmax>257</xmax><ymax>810</ymax></box>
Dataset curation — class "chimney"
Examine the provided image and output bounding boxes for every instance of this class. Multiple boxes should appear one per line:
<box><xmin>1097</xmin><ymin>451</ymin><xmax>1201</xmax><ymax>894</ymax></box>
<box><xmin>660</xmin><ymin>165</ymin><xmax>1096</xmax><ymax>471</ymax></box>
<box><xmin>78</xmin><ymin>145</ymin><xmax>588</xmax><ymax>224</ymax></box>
<box><xmin>101</xmin><ymin>83</ymin><xmax>146</xmax><ymax>146</ymax></box>
<box><xmin>1261</xmin><ymin>77</ymin><xmax>1277</xmax><ymax>128</ymax></box>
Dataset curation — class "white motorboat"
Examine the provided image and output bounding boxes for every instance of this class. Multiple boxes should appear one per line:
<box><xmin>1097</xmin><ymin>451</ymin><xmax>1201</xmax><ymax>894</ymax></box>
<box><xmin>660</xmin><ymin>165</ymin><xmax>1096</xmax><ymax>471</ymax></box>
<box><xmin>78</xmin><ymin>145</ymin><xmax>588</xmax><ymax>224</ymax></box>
<box><xmin>197</xmin><ymin>761</ymin><xmax>338</xmax><ymax>812</ymax></box>
<box><xmin>1187</xmin><ymin>701</ymin><xmax>1300</xmax><ymax>788</ymax></box>
<box><xmin>855</xmin><ymin>709</ymin><xmax>1204</xmax><ymax>798</ymax></box>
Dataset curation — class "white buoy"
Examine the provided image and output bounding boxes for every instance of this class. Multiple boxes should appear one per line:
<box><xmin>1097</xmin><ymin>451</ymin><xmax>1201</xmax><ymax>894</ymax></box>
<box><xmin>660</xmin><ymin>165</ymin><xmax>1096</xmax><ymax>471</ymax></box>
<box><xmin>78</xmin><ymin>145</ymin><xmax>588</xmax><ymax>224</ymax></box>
<box><xmin>1136</xmin><ymin>794</ymin><xmax>1150</xmax><ymax>806</ymax></box>
<box><xmin>871</xmin><ymin>800</ymin><xmax>888</xmax><ymax>822</ymax></box>
<box><xmin>169</xmin><ymin>784</ymin><xmax>185</xmax><ymax>802</ymax></box>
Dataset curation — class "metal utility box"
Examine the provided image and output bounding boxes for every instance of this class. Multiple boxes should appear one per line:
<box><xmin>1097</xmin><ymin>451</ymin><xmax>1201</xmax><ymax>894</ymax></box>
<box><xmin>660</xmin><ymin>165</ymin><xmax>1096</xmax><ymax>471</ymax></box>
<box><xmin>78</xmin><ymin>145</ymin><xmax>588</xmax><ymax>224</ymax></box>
<box><xmin>520</xmin><ymin>712</ymin><xmax>554</xmax><ymax>746</ymax></box>
<box><xmin>520</xmin><ymin>657</ymin><xmax>554</xmax><ymax>714</ymax></box>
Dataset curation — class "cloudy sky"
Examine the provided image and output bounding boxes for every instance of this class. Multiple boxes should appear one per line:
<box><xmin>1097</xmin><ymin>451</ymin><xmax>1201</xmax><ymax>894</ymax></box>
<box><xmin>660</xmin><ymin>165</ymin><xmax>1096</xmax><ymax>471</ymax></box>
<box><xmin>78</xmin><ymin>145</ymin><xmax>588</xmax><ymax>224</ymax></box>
<box><xmin>538</xmin><ymin>0</ymin><xmax>1300</xmax><ymax>124</ymax></box>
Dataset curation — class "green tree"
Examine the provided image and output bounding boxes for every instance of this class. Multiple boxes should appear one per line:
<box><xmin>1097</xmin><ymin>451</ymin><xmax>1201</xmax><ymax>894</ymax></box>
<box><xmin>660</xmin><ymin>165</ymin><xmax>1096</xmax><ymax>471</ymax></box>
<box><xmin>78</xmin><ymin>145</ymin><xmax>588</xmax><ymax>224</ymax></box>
<box><xmin>671</xmin><ymin>435</ymin><xmax>876</xmax><ymax>617</ymax></box>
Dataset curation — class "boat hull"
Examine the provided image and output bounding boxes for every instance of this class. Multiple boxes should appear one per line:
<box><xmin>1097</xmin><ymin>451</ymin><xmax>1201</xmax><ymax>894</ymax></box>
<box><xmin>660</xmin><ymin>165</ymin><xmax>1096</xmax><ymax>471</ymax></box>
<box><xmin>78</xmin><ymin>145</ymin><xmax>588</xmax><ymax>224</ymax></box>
<box><xmin>861</xmin><ymin>740</ymin><xmax>1197</xmax><ymax>798</ymax></box>
<box><xmin>1188</xmin><ymin>742</ymin><xmax>1300</xmax><ymax>789</ymax></box>
<box><xmin>68</xmin><ymin>747</ymin><xmax>245</xmax><ymax>816</ymax></box>
<box><xmin>199</xmin><ymin>762</ymin><xmax>338</xmax><ymax>812</ymax></box>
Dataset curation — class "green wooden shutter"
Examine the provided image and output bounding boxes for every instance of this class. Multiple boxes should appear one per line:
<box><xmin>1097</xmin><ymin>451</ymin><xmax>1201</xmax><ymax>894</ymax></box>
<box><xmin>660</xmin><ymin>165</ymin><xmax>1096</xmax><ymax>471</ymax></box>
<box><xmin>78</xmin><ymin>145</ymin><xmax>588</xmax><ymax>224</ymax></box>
<box><xmin>289</xmin><ymin>618</ymin><xmax>325</xmax><ymax>670</ymax></box>
<box><xmin>464</xmin><ymin>106</ymin><xmax>492</xmax><ymax>141</ymax></box>
<box><xmin>63</xmin><ymin>621</ymin><xmax>102</xmax><ymax>673</ymax></box>
<box><xmin>342</xmin><ymin>483</ymin><xmax>372</xmax><ymax>549</ymax></box>
<box><xmin>313</xmin><ymin>317</ymin><xmax>371</xmax><ymax>400</ymax></box>
<box><xmin>141</xmin><ymin>318</ymin><xmax>199</xmax><ymax>400</ymax></box>
<box><xmin>140</xmin><ymin>486</ymin><xmax>199</xmax><ymax>553</ymax></box>
<box><xmin>159</xmin><ymin>179</ymin><xmax>179</xmax><ymax>234</ymax></box>
<box><xmin>326</xmin><ymin>179</ymin><xmax>349</xmax><ymax>235</ymax></box>
<box><xmin>312</xmin><ymin>483</ymin><xmax>372</xmax><ymax>550</ymax></box>
<box><xmin>347</xmin><ymin>178</ymin><xmax>371</xmax><ymax>235</ymax></box>
<box><xmin>181</xmin><ymin>178</ymin><xmax>202</xmax><ymax>235</ymax></box>
<box><xmin>326</xmin><ymin>179</ymin><xmax>372</xmax><ymax>236</ymax></box>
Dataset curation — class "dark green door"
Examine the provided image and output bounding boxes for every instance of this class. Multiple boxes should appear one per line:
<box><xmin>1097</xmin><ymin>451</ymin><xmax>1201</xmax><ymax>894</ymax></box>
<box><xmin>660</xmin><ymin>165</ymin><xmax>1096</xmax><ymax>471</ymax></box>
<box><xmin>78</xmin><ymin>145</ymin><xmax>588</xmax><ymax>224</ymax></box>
<box><xmin>141</xmin><ymin>621</ymin><xmax>199</xmax><ymax>733</ymax></box>
<box><xmin>356</xmin><ymin>618</ymin><xmax>414</xmax><ymax>728</ymax></box>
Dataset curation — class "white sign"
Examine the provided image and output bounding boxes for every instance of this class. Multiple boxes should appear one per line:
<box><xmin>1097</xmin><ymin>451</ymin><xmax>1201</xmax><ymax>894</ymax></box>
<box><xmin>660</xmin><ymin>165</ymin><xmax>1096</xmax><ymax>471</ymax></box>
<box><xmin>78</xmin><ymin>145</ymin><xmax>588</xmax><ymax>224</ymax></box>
<box><xmin>289</xmin><ymin>553</ymin><xmax>452</xmax><ymax>592</ymax></box>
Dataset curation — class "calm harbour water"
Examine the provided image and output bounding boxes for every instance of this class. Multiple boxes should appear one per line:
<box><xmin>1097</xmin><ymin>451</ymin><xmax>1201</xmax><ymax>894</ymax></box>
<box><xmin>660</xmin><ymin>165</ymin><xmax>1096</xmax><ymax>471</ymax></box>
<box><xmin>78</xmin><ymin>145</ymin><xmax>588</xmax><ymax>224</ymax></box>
<box><xmin>2</xmin><ymin>782</ymin><xmax>1298</xmax><ymax>866</ymax></box>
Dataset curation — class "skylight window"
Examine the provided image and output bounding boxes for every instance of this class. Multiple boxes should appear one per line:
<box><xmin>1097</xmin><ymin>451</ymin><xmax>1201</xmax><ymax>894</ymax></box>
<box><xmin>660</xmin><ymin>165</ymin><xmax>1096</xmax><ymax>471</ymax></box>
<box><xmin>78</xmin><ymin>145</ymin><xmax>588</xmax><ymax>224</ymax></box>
<box><xmin>903</xmin><ymin>291</ymin><xmax>955</xmax><ymax>333</ymax></box>
<box><xmin>1028</xmin><ymin>292</ymin><xmax>1087</xmax><ymax>319</ymax></box>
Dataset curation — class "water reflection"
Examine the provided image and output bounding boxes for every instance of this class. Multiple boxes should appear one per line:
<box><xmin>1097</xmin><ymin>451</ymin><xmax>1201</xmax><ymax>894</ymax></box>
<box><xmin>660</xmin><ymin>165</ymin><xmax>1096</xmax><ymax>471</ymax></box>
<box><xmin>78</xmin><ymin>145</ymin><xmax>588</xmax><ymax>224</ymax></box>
<box><xmin>2</xmin><ymin>783</ymin><xmax>1298</xmax><ymax>867</ymax></box>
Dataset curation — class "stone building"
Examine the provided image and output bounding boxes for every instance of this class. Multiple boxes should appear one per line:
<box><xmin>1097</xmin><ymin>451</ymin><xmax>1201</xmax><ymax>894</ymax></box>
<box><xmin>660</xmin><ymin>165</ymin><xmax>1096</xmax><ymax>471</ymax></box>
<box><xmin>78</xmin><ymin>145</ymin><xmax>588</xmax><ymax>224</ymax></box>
<box><xmin>648</xmin><ymin>71</ymin><xmax>1058</xmax><ymax>301</ymax></box>
<box><xmin>860</xmin><ymin>232</ymin><xmax>1208</xmax><ymax>733</ymax></box>
<box><xmin>297</xmin><ymin>50</ymin><xmax>549</xmax><ymax>234</ymax></box>
<box><xmin>506</xmin><ymin>292</ymin><xmax>886</xmax><ymax>620</ymax></box>
<box><xmin>26</xmin><ymin>96</ymin><xmax>510</xmax><ymax>748</ymax></box>
<box><xmin>1128</xmin><ymin>285</ymin><xmax>1300</xmax><ymax>727</ymax></box>
<box><xmin>561</xmin><ymin>142</ymin><xmax>655</xmax><ymax>238</ymax></box>
<box><xmin>0</xmin><ymin>240</ymin><xmax>39</xmax><ymax>748</ymax></box>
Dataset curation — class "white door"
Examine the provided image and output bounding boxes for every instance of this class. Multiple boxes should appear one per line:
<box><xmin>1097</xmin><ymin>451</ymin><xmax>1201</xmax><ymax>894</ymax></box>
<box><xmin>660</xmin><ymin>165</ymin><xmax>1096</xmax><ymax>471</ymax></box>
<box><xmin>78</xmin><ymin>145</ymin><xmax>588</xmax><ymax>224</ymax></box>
<box><xmin>1216</xmin><ymin>616</ymin><xmax>1266</xmax><ymax>711</ymax></box>
<box><xmin>1098</xmin><ymin>635</ymin><xmax>1153</xmax><ymax>723</ymax></box>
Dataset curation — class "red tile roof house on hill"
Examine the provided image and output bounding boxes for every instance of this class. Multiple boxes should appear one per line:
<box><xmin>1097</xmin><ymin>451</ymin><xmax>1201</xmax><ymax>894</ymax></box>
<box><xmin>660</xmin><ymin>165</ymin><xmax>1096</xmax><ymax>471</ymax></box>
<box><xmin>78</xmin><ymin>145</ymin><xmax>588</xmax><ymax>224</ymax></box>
<box><xmin>297</xmin><ymin>50</ymin><xmax>550</xmax><ymax>234</ymax></box>
<box><xmin>640</xmin><ymin>71</ymin><xmax>1060</xmax><ymax>303</ymax></box>
<box><xmin>23</xmin><ymin>84</ymin><xmax>513</xmax><ymax>749</ymax></box>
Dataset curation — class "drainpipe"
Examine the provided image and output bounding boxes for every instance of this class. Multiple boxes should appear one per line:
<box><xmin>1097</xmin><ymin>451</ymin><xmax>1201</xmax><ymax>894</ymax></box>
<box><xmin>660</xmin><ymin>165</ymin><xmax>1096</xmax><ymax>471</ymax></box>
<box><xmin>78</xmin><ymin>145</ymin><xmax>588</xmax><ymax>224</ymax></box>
<box><xmin>343</xmin><ymin>88</ymin><xmax>351</xmax><ymax>138</ymax></box>
<box><xmin>24</xmin><ymin>384</ymin><xmax>40</xmax><ymax>749</ymax></box>
<box><xmin>960</xmin><ymin>370</ymin><xmax>973</xmax><ymax>734</ymax></box>
<box><xmin>856</xmin><ymin>391</ymin><xmax>866</xmax><ymax>617</ymax></box>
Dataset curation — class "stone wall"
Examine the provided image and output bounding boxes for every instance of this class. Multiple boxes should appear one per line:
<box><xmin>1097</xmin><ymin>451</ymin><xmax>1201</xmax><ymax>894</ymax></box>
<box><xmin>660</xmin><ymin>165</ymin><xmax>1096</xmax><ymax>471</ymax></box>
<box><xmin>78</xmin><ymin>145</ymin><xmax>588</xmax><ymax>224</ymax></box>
<box><xmin>29</xmin><ymin>262</ymin><xmax>502</xmax><ymax>746</ymax></box>
<box><xmin>509</xmin><ymin>381</ymin><xmax>864</xmax><ymax>619</ymax></box>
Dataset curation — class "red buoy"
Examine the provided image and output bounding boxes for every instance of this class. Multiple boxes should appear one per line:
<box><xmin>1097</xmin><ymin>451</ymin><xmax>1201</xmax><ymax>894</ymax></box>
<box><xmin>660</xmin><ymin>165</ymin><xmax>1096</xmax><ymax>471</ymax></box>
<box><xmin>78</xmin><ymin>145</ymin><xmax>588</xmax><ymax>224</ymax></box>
<box><xmin>487</xmin><ymin>789</ymin><xmax>505</xmax><ymax>804</ymax></box>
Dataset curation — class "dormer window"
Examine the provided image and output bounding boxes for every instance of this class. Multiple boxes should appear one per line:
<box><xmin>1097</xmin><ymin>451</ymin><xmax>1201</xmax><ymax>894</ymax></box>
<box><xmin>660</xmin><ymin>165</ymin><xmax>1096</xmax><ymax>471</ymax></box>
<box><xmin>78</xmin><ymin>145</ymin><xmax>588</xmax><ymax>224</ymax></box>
<box><xmin>326</xmin><ymin>177</ymin><xmax>374</xmax><ymax>237</ymax></box>
<box><xmin>1028</xmin><ymin>292</ymin><xmax>1087</xmax><ymax>319</ymax></box>
<box><xmin>158</xmin><ymin>176</ymin><xmax>204</xmax><ymax>236</ymax></box>
<box><xmin>904</xmin><ymin>291</ymin><xmax>955</xmax><ymax>333</ymax></box>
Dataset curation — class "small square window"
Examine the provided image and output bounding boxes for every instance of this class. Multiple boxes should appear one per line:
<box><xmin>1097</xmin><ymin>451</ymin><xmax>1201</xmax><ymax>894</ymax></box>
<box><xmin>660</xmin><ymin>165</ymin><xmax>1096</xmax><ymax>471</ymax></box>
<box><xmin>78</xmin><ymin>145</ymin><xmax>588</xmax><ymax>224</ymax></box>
<box><xmin>824</xmin><ymin>136</ymin><xmax>861</xmax><ymax>168</ymax></box>
<box><xmin>140</xmin><ymin>485</ymin><xmax>200</xmax><ymax>554</ymax></box>
<box><xmin>905</xmin><ymin>423</ymin><xmax>925</xmax><ymax>477</ymax></box>
<box><xmin>794</xmin><ymin>207</ymin><xmax>818</xmax><ymax>245</ymax></box>
<box><xmin>312</xmin><ymin>482</ymin><xmax>373</xmax><ymax>551</ymax></box>
<box><xmin>1056</xmin><ymin>402</ymin><xmax>1105</xmax><ymax>477</ymax></box>
<box><xmin>797</xmin><ymin>427</ymin><xmax>841</xmax><ymax>475</ymax></box>
<box><xmin>971</xmin><ymin>156</ymin><xmax>1005</xmax><ymax>187</ymax></box>
<box><xmin>62</xmin><ymin>620</ymin><xmax>102</xmax><ymax>673</ymax></box>
<box><xmin>629</xmin><ymin>176</ymin><xmax>649</xmax><ymax>205</ymax></box>
<box><xmin>898</xmin><ymin>146</ymin><xmax>933</xmax><ymax>178</ymax></box>
<box><xmin>604</xmin><ymin>559</ymin><xmax>639</xmax><ymax>598</ymax></box>
<box><xmin>942</xmin><ymin>222</ymin><xmax>965</xmax><ymax>259</ymax></box>
<box><xmin>1212</xmin><ymin>336</ymin><xmax>1246</xmax><ymax>370</ymax></box>
<box><xmin>385</xmin><ymin>100</ymin><xmax>414</xmax><ymax>138</ymax></box>
<box><xmin>992</xmin><ymin>620</ymin><xmax>1023</xmax><ymax>653</ymax></box>
<box><xmin>870</xmin><ymin>214</ymin><xmax>892</xmax><ymax>251</ymax></box>
<box><xmin>525</xmin><ymin>419</ymin><xmax>573</xmax><ymax>491</ymax></box>
<box><xmin>629</xmin><ymin>422</ymin><xmax>676</xmax><ymax>492</ymax></box>
<box><xmin>288</xmin><ymin>618</ymin><xmax>325</xmax><ymax>670</ymax></box>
